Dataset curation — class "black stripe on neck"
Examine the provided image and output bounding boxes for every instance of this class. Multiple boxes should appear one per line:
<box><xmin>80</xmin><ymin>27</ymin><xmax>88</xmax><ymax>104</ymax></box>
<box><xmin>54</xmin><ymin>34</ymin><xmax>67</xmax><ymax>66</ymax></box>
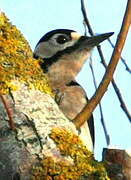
<box><xmin>39</xmin><ymin>51</ymin><xmax>64</xmax><ymax>73</ymax></box>
<box><xmin>38</xmin><ymin>45</ymin><xmax>77</xmax><ymax>73</ymax></box>
<box><xmin>66</xmin><ymin>81</ymin><xmax>80</xmax><ymax>86</ymax></box>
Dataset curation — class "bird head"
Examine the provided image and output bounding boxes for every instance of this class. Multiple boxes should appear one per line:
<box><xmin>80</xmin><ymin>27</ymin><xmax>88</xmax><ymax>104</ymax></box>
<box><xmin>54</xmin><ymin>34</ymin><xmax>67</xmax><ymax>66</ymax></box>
<box><xmin>34</xmin><ymin>29</ymin><xmax>113</xmax><ymax>60</ymax></box>
<box><xmin>33</xmin><ymin>29</ymin><xmax>113</xmax><ymax>86</ymax></box>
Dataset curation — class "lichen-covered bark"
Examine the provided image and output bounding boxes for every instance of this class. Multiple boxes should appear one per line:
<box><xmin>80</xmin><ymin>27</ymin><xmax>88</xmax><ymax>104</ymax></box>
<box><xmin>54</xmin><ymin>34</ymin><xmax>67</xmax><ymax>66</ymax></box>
<box><xmin>0</xmin><ymin>85</ymin><xmax>76</xmax><ymax>179</ymax></box>
<box><xmin>0</xmin><ymin>12</ymin><xmax>52</xmax><ymax>95</ymax></box>
<box><xmin>0</xmin><ymin>83</ymin><xmax>111</xmax><ymax>180</ymax></box>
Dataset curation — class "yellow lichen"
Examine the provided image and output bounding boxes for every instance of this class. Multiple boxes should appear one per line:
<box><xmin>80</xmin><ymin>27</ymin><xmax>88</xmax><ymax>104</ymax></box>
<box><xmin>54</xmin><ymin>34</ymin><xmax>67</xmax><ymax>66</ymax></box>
<box><xmin>32</xmin><ymin>128</ymin><xmax>110</xmax><ymax>180</ymax></box>
<box><xmin>0</xmin><ymin>12</ymin><xmax>53</xmax><ymax>95</ymax></box>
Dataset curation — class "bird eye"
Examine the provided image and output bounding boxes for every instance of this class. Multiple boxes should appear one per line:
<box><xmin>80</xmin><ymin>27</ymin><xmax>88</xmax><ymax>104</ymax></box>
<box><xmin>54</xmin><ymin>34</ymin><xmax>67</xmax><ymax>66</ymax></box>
<box><xmin>56</xmin><ymin>35</ymin><xmax>69</xmax><ymax>44</ymax></box>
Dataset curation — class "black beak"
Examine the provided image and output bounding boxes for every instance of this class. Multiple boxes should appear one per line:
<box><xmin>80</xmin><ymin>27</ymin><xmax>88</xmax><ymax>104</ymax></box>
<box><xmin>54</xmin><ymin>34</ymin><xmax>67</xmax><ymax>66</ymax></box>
<box><xmin>79</xmin><ymin>32</ymin><xmax>114</xmax><ymax>49</ymax></box>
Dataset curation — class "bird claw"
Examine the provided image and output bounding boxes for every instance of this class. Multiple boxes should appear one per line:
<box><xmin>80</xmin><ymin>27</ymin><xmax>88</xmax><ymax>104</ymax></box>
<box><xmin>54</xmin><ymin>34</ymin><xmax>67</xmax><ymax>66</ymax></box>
<box><xmin>54</xmin><ymin>89</ymin><xmax>65</xmax><ymax>105</ymax></box>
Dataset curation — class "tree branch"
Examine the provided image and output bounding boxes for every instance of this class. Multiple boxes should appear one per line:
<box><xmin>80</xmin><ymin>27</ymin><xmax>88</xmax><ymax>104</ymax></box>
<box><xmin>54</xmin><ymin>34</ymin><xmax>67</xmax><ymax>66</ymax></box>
<box><xmin>74</xmin><ymin>0</ymin><xmax>131</xmax><ymax>128</ymax></box>
<box><xmin>80</xmin><ymin>0</ymin><xmax>131</xmax><ymax>122</ymax></box>
<box><xmin>0</xmin><ymin>95</ymin><xmax>15</xmax><ymax>130</ymax></box>
<box><xmin>108</xmin><ymin>38</ymin><xmax>131</xmax><ymax>74</ymax></box>
<box><xmin>81</xmin><ymin>0</ymin><xmax>111</xmax><ymax>144</ymax></box>
<box><xmin>89</xmin><ymin>57</ymin><xmax>110</xmax><ymax>145</ymax></box>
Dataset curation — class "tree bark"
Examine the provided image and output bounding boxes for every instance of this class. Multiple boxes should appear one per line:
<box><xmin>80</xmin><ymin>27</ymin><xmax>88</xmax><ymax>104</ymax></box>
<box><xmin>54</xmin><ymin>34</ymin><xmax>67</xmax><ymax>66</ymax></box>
<box><xmin>103</xmin><ymin>148</ymin><xmax>131</xmax><ymax>180</ymax></box>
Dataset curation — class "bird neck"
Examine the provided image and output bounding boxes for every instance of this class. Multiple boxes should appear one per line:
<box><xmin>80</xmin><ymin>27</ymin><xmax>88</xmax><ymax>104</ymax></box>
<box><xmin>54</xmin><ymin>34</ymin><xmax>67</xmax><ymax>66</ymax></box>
<box><xmin>44</xmin><ymin>50</ymin><xmax>90</xmax><ymax>89</ymax></box>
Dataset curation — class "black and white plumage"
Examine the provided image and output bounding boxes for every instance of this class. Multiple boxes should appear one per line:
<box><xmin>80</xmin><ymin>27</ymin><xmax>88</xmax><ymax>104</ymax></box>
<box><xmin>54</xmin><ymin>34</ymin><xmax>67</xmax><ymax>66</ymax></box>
<box><xmin>33</xmin><ymin>29</ymin><xmax>113</xmax><ymax>150</ymax></box>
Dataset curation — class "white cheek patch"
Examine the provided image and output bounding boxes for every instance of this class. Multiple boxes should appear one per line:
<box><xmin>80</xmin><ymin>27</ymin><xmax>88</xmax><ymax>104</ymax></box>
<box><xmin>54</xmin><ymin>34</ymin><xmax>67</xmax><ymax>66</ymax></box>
<box><xmin>34</xmin><ymin>40</ymin><xmax>78</xmax><ymax>59</ymax></box>
<box><xmin>34</xmin><ymin>41</ymin><xmax>56</xmax><ymax>58</ymax></box>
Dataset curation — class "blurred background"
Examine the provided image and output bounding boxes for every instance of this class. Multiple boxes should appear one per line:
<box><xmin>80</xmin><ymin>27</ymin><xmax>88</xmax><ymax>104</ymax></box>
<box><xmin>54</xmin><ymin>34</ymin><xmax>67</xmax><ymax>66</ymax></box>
<box><xmin>1</xmin><ymin>0</ymin><xmax>131</xmax><ymax>160</ymax></box>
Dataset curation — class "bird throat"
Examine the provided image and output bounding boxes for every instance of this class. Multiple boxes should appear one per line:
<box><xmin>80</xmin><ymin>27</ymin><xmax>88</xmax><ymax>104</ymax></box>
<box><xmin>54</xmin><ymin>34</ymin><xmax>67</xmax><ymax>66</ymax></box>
<box><xmin>40</xmin><ymin>50</ymin><xmax>90</xmax><ymax>89</ymax></box>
